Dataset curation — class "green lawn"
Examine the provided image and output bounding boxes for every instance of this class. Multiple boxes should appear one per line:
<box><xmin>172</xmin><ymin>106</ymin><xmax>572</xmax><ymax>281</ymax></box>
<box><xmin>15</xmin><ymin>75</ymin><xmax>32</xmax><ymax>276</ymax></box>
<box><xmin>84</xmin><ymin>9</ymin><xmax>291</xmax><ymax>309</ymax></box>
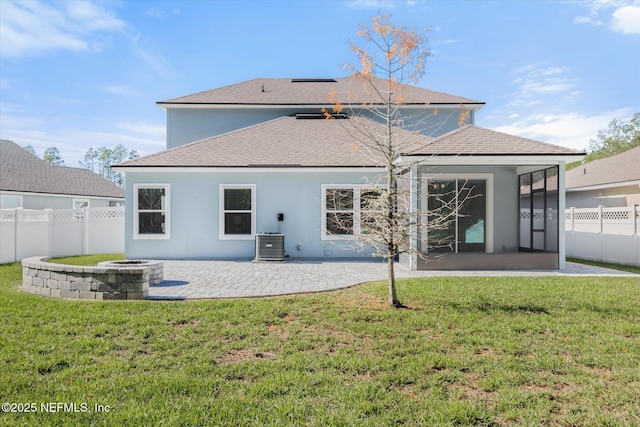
<box><xmin>48</xmin><ymin>253</ymin><xmax>125</xmax><ymax>266</ymax></box>
<box><xmin>567</xmin><ymin>257</ymin><xmax>640</xmax><ymax>275</ymax></box>
<box><xmin>1</xmin><ymin>260</ymin><xmax>639</xmax><ymax>426</ymax></box>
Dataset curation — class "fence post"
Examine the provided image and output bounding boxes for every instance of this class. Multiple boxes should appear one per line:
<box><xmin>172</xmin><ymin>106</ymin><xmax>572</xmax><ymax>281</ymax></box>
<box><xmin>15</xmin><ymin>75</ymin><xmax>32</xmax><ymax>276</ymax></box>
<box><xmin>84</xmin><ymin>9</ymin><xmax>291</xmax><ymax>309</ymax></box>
<box><xmin>569</xmin><ymin>207</ymin><xmax>575</xmax><ymax>258</ymax></box>
<box><xmin>598</xmin><ymin>205</ymin><xmax>603</xmax><ymax>233</ymax></box>
<box><xmin>570</xmin><ymin>207</ymin><xmax>574</xmax><ymax>231</ymax></box>
<box><xmin>13</xmin><ymin>208</ymin><xmax>20</xmax><ymax>263</ymax></box>
<box><xmin>83</xmin><ymin>207</ymin><xmax>89</xmax><ymax>255</ymax></box>
<box><xmin>46</xmin><ymin>209</ymin><xmax>53</xmax><ymax>258</ymax></box>
<box><xmin>598</xmin><ymin>205</ymin><xmax>604</xmax><ymax>261</ymax></box>
<box><xmin>635</xmin><ymin>205</ymin><xmax>639</xmax><ymax>267</ymax></box>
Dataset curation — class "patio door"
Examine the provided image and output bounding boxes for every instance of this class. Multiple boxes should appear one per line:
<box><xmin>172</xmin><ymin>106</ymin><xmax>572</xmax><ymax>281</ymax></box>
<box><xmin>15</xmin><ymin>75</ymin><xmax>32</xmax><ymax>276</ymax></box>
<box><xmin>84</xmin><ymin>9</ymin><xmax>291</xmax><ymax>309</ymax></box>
<box><xmin>519</xmin><ymin>167</ymin><xmax>558</xmax><ymax>252</ymax></box>
<box><xmin>426</xmin><ymin>179</ymin><xmax>486</xmax><ymax>253</ymax></box>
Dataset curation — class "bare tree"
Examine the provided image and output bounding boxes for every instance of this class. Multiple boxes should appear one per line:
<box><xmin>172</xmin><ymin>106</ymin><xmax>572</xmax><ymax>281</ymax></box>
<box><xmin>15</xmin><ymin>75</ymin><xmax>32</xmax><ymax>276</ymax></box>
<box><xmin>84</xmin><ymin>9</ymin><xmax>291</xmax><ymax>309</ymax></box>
<box><xmin>325</xmin><ymin>15</ymin><xmax>470</xmax><ymax>307</ymax></box>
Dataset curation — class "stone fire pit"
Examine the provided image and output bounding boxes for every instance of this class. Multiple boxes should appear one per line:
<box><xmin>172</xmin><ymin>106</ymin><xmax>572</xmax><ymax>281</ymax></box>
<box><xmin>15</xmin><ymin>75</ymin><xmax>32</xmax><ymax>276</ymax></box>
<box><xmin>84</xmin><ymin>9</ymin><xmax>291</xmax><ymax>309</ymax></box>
<box><xmin>22</xmin><ymin>257</ymin><xmax>163</xmax><ymax>300</ymax></box>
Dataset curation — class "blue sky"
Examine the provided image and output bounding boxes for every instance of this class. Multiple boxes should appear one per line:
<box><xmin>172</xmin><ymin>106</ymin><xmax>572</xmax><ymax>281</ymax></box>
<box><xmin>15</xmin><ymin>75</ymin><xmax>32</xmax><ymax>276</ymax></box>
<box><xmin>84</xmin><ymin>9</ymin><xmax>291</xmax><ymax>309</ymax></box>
<box><xmin>1</xmin><ymin>0</ymin><xmax>639</xmax><ymax>167</ymax></box>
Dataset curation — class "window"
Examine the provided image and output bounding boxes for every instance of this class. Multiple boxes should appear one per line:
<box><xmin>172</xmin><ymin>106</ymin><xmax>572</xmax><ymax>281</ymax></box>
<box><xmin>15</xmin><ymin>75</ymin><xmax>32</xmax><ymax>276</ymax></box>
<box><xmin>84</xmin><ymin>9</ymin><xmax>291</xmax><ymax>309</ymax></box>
<box><xmin>420</xmin><ymin>174</ymin><xmax>493</xmax><ymax>254</ymax></box>
<box><xmin>220</xmin><ymin>185</ymin><xmax>256</xmax><ymax>239</ymax></box>
<box><xmin>134</xmin><ymin>184</ymin><xmax>169</xmax><ymax>239</ymax></box>
<box><xmin>74</xmin><ymin>199</ymin><xmax>89</xmax><ymax>209</ymax></box>
<box><xmin>322</xmin><ymin>185</ymin><xmax>381</xmax><ymax>239</ymax></box>
<box><xmin>426</xmin><ymin>179</ymin><xmax>486</xmax><ymax>253</ymax></box>
<box><xmin>519</xmin><ymin>166</ymin><xmax>558</xmax><ymax>252</ymax></box>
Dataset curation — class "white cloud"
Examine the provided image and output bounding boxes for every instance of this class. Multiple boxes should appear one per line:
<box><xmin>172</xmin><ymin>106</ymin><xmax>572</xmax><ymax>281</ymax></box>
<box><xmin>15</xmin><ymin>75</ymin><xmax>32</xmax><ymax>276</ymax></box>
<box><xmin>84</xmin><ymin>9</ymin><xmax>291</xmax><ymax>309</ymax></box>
<box><xmin>0</xmin><ymin>76</ymin><xmax>15</xmax><ymax>90</ymax></box>
<box><xmin>0</xmin><ymin>107</ymin><xmax>164</xmax><ymax>166</ymax></box>
<box><xmin>146</xmin><ymin>7</ymin><xmax>165</xmax><ymax>19</ymax></box>
<box><xmin>345</xmin><ymin>0</ymin><xmax>420</xmax><ymax>9</ymax></box>
<box><xmin>0</xmin><ymin>0</ymin><xmax>124</xmax><ymax>58</ymax></box>
<box><xmin>508</xmin><ymin>64</ymin><xmax>580</xmax><ymax>107</ymax></box>
<box><xmin>146</xmin><ymin>6</ymin><xmax>181</xmax><ymax>19</ymax></box>
<box><xmin>0</xmin><ymin>124</ymin><xmax>165</xmax><ymax>167</ymax></box>
<box><xmin>117</xmin><ymin>122</ymin><xmax>166</xmax><ymax>138</ymax></box>
<box><xmin>492</xmin><ymin>108</ymin><xmax>636</xmax><ymax>151</ymax></box>
<box><xmin>104</xmin><ymin>85</ymin><xmax>138</xmax><ymax>96</ymax></box>
<box><xmin>573</xmin><ymin>1</ymin><xmax>640</xmax><ymax>35</ymax></box>
<box><xmin>129</xmin><ymin>32</ymin><xmax>176</xmax><ymax>78</ymax></box>
<box><xmin>346</xmin><ymin>0</ymin><xmax>397</xmax><ymax>9</ymax></box>
<box><xmin>611</xmin><ymin>5</ymin><xmax>640</xmax><ymax>34</ymax></box>
<box><xmin>573</xmin><ymin>15</ymin><xmax>603</xmax><ymax>26</ymax></box>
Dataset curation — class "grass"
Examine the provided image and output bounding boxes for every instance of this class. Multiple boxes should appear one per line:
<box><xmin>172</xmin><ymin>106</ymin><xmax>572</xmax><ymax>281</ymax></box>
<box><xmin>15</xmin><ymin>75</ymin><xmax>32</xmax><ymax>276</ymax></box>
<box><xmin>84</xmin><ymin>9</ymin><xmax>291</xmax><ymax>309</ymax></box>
<box><xmin>568</xmin><ymin>257</ymin><xmax>640</xmax><ymax>275</ymax></box>
<box><xmin>1</xmin><ymin>259</ymin><xmax>639</xmax><ymax>426</ymax></box>
<box><xmin>48</xmin><ymin>253</ymin><xmax>125</xmax><ymax>266</ymax></box>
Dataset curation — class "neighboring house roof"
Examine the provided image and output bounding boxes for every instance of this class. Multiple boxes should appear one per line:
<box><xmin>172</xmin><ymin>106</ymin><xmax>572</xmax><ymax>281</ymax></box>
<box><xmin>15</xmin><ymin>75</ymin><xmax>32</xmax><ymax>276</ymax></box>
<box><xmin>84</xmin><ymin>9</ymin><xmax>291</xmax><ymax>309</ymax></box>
<box><xmin>403</xmin><ymin>125</ymin><xmax>584</xmax><ymax>156</ymax></box>
<box><xmin>565</xmin><ymin>146</ymin><xmax>640</xmax><ymax>191</ymax></box>
<box><xmin>115</xmin><ymin>117</ymin><xmax>582</xmax><ymax>169</ymax></box>
<box><xmin>0</xmin><ymin>139</ymin><xmax>124</xmax><ymax>198</ymax></box>
<box><xmin>157</xmin><ymin>77</ymin><xmax>485</xmax><ymax>108</ymax></box>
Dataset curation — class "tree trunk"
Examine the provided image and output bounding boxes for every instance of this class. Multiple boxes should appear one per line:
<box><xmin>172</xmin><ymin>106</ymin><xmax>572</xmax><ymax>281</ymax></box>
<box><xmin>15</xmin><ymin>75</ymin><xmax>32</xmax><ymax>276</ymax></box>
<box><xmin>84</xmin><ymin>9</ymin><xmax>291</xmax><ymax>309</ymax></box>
<box><xmin>387</xmin><ymin>250</ymin><xmax>399</xmax><ymax>307</ymax></box>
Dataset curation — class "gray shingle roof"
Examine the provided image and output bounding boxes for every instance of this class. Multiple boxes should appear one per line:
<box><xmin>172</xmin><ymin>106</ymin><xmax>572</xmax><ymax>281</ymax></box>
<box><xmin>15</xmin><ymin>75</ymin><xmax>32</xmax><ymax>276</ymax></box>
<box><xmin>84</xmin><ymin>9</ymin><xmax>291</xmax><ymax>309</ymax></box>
<box><xmin>158</xmin><ymin>77</ymin><xmax>484</xmax><ymax>107</ymax></box>
<box><xmin>565</xmin><ymin>146</ymin><xmax>640</xmax><ymax>189</ymax></box>
<box><xmin>116</xmin><ymin>117</ymin><xmax>582</xmax><ymax>169</ymax></box>
<box><xmin>402</xmin><ymin>125</ymin><xmax>585</xmax><ymax>156</ymax></box>
<box><xmin>0</xmin><ymin>140</ymin><xmax>124</xmax><ymax>198</ymax></box>
<box><xmin>117</xmin><ymin>115</ymin><xmax>427</xmax><ymax>168</ymax></box>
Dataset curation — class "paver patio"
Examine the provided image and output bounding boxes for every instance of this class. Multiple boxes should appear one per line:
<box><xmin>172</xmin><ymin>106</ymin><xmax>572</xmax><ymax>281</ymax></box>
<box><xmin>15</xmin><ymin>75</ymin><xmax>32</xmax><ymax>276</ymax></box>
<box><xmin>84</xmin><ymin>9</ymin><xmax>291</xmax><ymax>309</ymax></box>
<box><xmin>148</xmin><ymin>259</ymin><xmax>638</xmax><ymax>300</ymax></box>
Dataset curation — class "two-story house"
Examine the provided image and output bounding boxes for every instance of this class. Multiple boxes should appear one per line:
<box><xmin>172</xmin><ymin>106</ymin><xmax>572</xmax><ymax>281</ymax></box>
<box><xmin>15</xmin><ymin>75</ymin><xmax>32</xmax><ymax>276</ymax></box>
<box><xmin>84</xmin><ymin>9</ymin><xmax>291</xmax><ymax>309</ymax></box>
<box><xmin>114</xmin><ymin>77</ymin><xmax>584</xmax><ymax>270</ymax></box>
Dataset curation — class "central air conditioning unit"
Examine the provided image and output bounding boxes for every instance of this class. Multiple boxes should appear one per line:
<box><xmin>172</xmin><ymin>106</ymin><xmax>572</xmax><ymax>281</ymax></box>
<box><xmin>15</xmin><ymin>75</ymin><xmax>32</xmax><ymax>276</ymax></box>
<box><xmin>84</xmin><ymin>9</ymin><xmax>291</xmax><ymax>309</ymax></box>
<box><xmin>255</xmin><ymin>233</ymin><xmax>285</xmax><ymax>261</ymax></box>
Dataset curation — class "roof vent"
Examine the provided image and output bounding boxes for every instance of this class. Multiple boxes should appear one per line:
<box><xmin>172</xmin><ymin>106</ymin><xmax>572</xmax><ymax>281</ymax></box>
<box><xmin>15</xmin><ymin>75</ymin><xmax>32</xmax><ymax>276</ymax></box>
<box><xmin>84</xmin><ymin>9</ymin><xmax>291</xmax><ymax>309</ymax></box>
<box><xmin>291</xmin><ymin>78</ymin><xmax>337</xmax><ymax>83</ymax></box>
<box><xmin>295</xmin><ymin>113</ymin><xmax>347</xmax><ymax>120</ymax></box>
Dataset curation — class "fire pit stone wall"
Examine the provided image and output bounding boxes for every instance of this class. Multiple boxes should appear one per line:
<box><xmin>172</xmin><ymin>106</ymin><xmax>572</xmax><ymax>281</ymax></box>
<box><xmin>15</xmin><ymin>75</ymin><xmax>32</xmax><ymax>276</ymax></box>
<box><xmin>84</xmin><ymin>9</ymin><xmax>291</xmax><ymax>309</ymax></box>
<box><xmin>21</xmin><ymin>257</ymin><xmax>163</xmax><ymax>300</ymax></box>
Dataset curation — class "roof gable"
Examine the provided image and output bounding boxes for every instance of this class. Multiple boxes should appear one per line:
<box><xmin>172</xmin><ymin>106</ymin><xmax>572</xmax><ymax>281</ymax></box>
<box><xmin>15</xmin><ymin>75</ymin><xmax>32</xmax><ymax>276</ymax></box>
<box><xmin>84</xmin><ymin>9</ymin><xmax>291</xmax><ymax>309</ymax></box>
<box><xmin>0</xmin><ymin>140</ymin><xmax>124</xmax><ymax>198</ymax></box>
<box><xmin>565</xmin><ymin>146</ymin><xmax>640</xmax><ymax>189</ymax></box>
<box><xmin>158</xmin><ymin>77</ymin><xmax>484</xmax><ymax>107</ymax></box>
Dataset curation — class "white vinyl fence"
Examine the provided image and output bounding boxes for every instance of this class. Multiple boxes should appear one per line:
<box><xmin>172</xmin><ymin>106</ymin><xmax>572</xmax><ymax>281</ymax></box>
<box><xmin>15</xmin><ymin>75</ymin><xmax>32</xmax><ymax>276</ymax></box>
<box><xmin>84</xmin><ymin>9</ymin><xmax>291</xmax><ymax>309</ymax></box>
<box><xmin>0</xmin><ymin>207</ymin><xmax>124</xmax><ymax>264</ymax></box>
<box><xmin>565</xmin><ymin>205</ymin><xmax>640</xmax><ymax>267</ymax></box>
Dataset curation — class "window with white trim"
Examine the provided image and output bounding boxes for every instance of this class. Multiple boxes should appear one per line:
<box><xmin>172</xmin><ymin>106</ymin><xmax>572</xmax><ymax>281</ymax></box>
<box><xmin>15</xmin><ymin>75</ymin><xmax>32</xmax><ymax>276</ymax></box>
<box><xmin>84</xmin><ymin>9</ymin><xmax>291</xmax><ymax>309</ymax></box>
<box><xmin>134</xmin><ymin>184</ymin><xmax>169</xmax><ymax>239</ymax></box>
<box><xmin>322</xmin><ymin>185</ymin><xmax>382</xmax><ymax>239</ymax></box>
<box><xmin>73</xmin><ymin>199</ymin><xmax>89</xmax><ymax>209</ymax></box>
<box><xmin>219</xmin><ymin>184</ymin><xmax>256</xmax><ymax>239</ymax></box>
